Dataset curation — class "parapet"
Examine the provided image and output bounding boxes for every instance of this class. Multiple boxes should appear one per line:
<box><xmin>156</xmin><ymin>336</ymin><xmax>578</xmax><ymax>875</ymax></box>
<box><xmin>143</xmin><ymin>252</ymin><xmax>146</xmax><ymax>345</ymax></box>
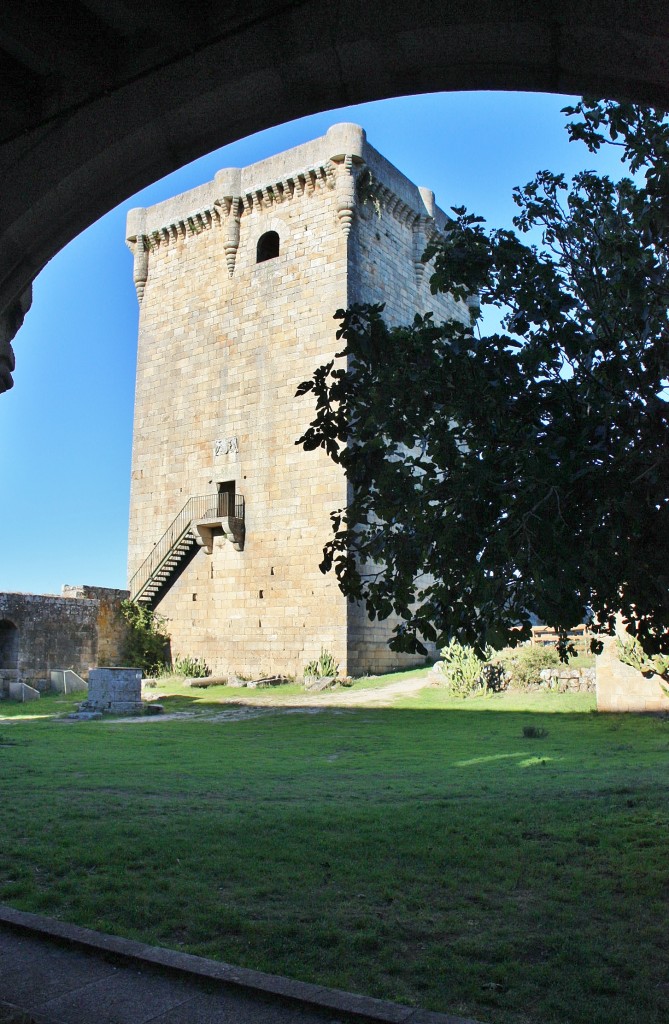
<box><xmin>126</xmin><ymin>123</ymin><xmax>450</xmax><ymax>286</ymax></box>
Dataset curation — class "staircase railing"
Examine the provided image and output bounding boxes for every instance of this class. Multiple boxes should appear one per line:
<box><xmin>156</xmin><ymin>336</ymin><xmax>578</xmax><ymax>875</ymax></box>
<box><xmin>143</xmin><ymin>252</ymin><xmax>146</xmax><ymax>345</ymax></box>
<box><xmin>129</xmin><ymin>492</ymin><xmax>245</xmax><ymax>600</ymax></box>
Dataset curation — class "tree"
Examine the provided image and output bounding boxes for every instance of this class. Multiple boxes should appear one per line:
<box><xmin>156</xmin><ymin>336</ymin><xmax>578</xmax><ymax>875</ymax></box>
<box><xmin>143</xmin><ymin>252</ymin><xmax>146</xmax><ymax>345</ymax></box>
<box><xmin>120</xmin><ymin>600</ymin><xmax>171</xmax><ymax>676</ymax></box>
<box><xmin>296</xmin><ymin>100</ymin><xmax>669</xmax><ymax>661</ymax></box>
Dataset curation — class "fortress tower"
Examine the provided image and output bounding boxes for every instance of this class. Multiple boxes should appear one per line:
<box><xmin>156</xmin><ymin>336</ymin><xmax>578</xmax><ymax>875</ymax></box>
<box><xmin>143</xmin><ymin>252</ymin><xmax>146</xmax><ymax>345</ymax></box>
<box><xmin>126</xmin><ymin>123</ymin><xmax>464</xmax><ymax>679</ymax></box>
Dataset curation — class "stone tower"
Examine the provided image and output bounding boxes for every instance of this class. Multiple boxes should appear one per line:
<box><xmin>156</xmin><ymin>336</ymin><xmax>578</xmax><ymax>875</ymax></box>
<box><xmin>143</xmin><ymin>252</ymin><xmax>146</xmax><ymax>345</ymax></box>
<box><xmin>126</xmin><ymin>123</ymin><xmax>465</xmax><ymax>679</ymax></box>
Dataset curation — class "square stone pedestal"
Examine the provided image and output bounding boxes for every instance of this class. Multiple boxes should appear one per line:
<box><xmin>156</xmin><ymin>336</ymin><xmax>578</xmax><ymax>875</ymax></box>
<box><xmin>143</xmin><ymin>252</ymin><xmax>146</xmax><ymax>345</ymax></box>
<box><xmin>78</xmin><ymin>667</ymin><xmax>144</xmax><ymax>714</ymax></box>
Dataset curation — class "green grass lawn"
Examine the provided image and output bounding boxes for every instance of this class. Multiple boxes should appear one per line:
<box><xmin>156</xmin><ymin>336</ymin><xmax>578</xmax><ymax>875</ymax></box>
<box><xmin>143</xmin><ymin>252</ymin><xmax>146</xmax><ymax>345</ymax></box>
<box><xmin>0</xmin><ymin>686</ymin><xmax>668</xmax><ymax>1024</ymax></box>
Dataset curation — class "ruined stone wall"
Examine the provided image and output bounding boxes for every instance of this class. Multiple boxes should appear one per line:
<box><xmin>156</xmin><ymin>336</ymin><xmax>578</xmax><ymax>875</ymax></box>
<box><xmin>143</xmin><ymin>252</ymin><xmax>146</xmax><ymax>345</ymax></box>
<box><xmin>61</xmin><ymin>586</ymin><xmax>129</xmax><ymax>666</ymax></box>
<box><xmin>596</xmin><ymin>635</ymin><xmax>669</xmax><ymax>712</ymax></box>
<box><xmin>0</xmin><ymin>587</ymin><xmax>130</xmax><ymax>695</ymax></box>
<box><xmin>0</xmin><ymin>593</ymin><xmax>98</xmax><ymax>692</ymax></box>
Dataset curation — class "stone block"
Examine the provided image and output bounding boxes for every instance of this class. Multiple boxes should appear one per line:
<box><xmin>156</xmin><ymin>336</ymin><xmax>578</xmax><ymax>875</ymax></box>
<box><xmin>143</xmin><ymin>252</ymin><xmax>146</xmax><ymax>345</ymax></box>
<box><xmin>596</xmin><ymin>634</ymin><xmax>669</xmax><ymax>713</ymax></box>
<box><xmin>8</xmin><ymin>682</ymin><xmax>40</xmax><ymax>702</ymax></box>
<box><xmin>83</xmin><ymin>667</ymin><xmax>143</xmax><ymax>714</ymax></box>
<box><xmin>304</xmin><ymin>675</ymin><xmax>336</xmax><ymax>691</ymax></box>
<box><xmin>50</xmin><ymin>669</ymin><xmax>87</xmax><ymax>694</ymax></box>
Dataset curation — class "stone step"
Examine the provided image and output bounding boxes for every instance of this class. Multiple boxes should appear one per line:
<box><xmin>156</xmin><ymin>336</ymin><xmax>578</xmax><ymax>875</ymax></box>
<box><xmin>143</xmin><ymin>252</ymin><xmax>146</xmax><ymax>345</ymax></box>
<box><xmin>136</xmin><ymin>530</ymin><xmax>198</xmax><ymax>604</ymax></box>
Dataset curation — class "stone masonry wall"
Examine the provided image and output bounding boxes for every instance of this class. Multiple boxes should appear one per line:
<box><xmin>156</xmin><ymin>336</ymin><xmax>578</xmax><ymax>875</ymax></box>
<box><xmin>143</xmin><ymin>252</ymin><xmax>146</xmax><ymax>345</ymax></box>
<box><xmin>0</xmin><ymin>587</ymin><xmax>129</xmax><ymax>695</ymax></box>
<box><xmin>0</xmin><ymin>593</ymin><xmax>98</xmax><ymax>693</ymax></box>
<box><xmin>344</xmin><ymin>142</ymin><xmax>466</xmax><ymax>675</ymax></box>
<box><xmin>61</xmin><ymin>585</ymin><xmax>129</xmax><ymax>666</ymax></box>
<box><xmin>127</xmin><ymin>125</ymin><xmax>468</xmax><ymax>678</ymax></box>
<box><xmin>128</xmin><ymin>130</ymin><xmax>351</xmax><ymax>678</ymax></box>
<box><xmin>596</xmin><ymin>635</ymin><xmax>669</xmax><ymax>712</ymax></box>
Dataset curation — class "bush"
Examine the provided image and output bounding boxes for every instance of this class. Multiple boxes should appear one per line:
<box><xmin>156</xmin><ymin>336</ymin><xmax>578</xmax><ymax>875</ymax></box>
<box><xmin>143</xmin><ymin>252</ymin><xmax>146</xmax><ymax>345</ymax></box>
<box><xmin>522</xmin><ymin>725</ymin><xmax>549</xmax><ymax>739</ymax></box>
<box><xmin>491</xmin><ymin>644</ymin><xmax>560</xmax><ymax>690</ymax></box>
<box><xmin>433</xmin><ymin>640</ymin><xmax>485</xmax><ymax>697</ymax></box>
<box><xmin>172</xmin><ymin>655</ymin><xmax>210</xmax><ymax>678</ymax></box>
<box><xmin>120</xmin><ymin>601</ymin><xmax>171</xmax><ymax>677</ymax></box>
<box><xmin>480</xmin><ymin>660</ymin><xmax>508</xmax><ymax>693</ymax></box>
<box><xmin>304</xmin><ymin>648</ymin><xmax>339</xmax><ymax>679</ymax></box>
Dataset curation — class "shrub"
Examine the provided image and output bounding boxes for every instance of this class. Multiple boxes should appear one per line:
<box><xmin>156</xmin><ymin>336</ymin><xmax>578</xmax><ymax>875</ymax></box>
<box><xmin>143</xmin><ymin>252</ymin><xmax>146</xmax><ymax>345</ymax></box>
<box><xmin>433</xmin><ymin>640</ymin><xmax>485</xmax><ymax>697</ymax></box>
<box><xmin>304</xmin><ymin>648</ymin><xmax>339</xmax><ymax>679</ymax></box>
<box><xmin>617</xmin><ymin>635</ymin><xmax>669</xmax><ymax>680</ymax></box>
<box><xmin>491</xmin><ymin>644</ymin><xmax>560</xmax><ymax>690</ymax></box>
<box><xmin>120</xmin><ymin>600</ymin><xmax>171</xmax><ymax>677</ymax></box>
<box><xmin>172</xmin><ymin>654</ymin><xmax>210</xmax><ymax>678</ymax></box>
<box><xmin>480</xmin><ymin>660</ymin><xmax>508</xmax><ymax>693</ymax></box>
<box><xmin>522</xmin><ymin>725</ymin><xmax>549</xmax><ymax>739</ymax></box>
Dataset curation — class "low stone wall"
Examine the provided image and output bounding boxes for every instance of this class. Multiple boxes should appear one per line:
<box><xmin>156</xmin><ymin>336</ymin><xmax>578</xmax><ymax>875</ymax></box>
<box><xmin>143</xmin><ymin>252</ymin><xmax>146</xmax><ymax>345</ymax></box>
<box><xmin>539</xmin><ymin>667</ymin><xmax>595</xmax><ymax>692</ymax></box>
<box><xmin>0</xmin><ymin>586</ymin><xmax>129</xmax><ymax>695</ymax></box>
<box><xmin>596</xmin><ymin>636</ymin><xmax>669</xmax><ymax>713</ymax></box>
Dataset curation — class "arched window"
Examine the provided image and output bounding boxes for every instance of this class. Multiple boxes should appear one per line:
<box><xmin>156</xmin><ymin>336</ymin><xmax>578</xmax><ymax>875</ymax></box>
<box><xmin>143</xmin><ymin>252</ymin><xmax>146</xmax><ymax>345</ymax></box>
<box><xmin>0</xmin><ymin>620</ymin><xmax>19</xmax><ymax>670</ymax></box>
<box><xmin>256</xmin><ymin>231</ymin><xmax>280</xmax><ymax>263</ymax></box>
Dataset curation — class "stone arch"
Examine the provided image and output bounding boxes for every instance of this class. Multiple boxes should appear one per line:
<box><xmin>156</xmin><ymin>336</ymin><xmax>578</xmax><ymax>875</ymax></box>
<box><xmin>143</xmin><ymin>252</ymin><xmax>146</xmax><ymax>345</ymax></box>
<box><xmin>0</xmin><ymin>620</ymin><xmax>19</xmax><ymax>670</ymax></box>
<box><xmin>1</xmin><ymin>1</ymin><xmax>668</xmax><ymax>390</ymax></box>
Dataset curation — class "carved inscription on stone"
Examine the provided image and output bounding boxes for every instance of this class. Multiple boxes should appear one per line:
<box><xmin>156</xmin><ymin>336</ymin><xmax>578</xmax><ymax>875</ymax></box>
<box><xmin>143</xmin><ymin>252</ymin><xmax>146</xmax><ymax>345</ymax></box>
<box><xmin>215</xmin><ymin>436</ymin><xmax>239</xmax><ymax>456</ymax></box>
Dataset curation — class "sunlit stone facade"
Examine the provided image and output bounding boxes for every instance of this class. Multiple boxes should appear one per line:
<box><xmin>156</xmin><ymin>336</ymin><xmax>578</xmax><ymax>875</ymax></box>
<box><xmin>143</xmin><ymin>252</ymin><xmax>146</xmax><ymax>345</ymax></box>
<box><xmin>126</xmin><ymin>124</ymin><xmax>463</xmax><ymax>678</ymax></box>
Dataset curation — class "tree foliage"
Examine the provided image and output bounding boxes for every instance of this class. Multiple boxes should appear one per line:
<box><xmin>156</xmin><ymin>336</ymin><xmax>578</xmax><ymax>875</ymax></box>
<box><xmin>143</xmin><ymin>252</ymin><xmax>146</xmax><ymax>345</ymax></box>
<box><xmin>120</xmin><ymin>600</ymin><xmax>171</xmax><ymax>676</ymax></box>
<box><xmin>296</xmin><ymin>100</ymin><xmax>669</xmax><ymax>659</ymax></box>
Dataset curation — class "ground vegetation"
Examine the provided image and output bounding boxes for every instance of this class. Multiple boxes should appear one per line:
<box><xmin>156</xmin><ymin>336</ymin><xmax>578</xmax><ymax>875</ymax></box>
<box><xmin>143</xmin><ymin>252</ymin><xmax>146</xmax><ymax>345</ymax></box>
<box><xmin>120</xmin><ymin>600</ymin><xmax>170</xmax><ymax>676</ymax></box>
<box><xmin>0</xmin><ymin>685</ymin><xmax>667</xmax><ymax>1024</ymax></box>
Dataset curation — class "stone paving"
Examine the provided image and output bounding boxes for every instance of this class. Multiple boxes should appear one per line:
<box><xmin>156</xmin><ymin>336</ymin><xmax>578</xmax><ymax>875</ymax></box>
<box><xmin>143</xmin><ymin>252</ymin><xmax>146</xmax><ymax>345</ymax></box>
<box><xmin>0</xmin><ymin>926</ymin><xmax>338</xmax><ymax>1024</ymax></box>
<box><xmin>0</xmin><ymin>910</ymin><xmax>478</xmax><ymax>1024</ymax></box>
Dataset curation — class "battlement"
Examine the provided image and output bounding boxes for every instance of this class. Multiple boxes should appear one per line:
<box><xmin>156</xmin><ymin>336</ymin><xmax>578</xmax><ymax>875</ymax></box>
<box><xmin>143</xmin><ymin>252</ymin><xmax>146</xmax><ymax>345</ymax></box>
<box><xmin>126</xmin><ymin>124</ymin><xmax>450</xmax><ymax>290</ymax></box>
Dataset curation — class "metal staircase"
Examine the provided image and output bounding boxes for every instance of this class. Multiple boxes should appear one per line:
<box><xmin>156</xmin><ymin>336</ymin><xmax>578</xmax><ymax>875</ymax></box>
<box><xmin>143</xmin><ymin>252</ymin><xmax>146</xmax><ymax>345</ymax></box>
<box><xmin>129</xmin><ymin>492</ymin><xmax>245</xmax><ymax>606</ymax></box>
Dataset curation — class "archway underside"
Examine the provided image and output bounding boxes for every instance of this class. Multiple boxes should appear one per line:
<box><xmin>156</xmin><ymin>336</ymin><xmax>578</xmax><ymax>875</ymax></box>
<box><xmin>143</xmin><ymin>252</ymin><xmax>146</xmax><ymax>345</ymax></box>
<box><xmin>1</xmin><ymin>0</ymin><xmax>668</xmax><ymax>391</ymax></box>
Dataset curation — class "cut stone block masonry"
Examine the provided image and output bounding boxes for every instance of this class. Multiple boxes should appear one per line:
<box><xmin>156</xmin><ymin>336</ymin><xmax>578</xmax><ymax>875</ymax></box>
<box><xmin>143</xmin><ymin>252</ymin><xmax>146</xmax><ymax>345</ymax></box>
<box><xmin>126</xmin><ymin>123</ymin><xmax>468</xmax><ymax>679</ymax></box>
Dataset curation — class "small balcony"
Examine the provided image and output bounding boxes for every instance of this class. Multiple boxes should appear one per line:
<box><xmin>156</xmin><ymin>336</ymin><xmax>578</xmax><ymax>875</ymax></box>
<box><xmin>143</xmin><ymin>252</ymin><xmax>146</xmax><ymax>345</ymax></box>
<box><xmin>193</xmin><ymin>492</ymin><xmax>246</xmax><ymax>553</ymax></box>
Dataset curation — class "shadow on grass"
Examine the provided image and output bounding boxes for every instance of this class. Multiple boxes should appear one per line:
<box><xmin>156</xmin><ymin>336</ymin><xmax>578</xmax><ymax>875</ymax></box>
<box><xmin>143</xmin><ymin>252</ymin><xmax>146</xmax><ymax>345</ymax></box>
<box><xmin>0</xmin><ymin>686</ymin><xmax>599</xmax><ymax>726</ymax></box>
<box><xmin>0</xmin><ymin>692</ymin><xmax>81</xmax><ymax>721</ymax></box>
<box><xmin>0</xmin><ymin>694</ymin><xmax>667</xmax><ymax>1024</ymax></box>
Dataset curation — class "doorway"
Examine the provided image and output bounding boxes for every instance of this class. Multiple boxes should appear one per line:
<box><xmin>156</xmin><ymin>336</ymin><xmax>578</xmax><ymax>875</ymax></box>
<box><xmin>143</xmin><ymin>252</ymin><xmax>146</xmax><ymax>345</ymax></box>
<box><xmin>0</xmin><ymin>620</ymin><xmax>19</xmax><ymax>670</ymax></box>
<box><xmin>217</xmin><ymin>481</ymin><xmax>236</xmax><ymax>517</ymax></box>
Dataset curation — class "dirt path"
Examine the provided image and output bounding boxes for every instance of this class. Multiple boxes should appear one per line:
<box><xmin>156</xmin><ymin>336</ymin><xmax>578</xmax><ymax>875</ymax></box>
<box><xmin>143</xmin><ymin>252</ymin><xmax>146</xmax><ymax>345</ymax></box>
<box><xmin>107</xmin><ymin>674</ymin><xmax>430</xmax><ymax>725</ymax></box>
<box><xmin>240</xmin><ymin>675</ymin><xmax>428</xmax><ymax>708</ymax></box>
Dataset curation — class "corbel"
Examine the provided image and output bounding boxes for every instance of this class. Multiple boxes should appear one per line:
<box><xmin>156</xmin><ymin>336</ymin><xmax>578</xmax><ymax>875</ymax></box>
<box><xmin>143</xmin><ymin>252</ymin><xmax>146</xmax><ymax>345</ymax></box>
<box><xmin>336</xmin><ymin>155</ymin><xmax>357</xmax><ymax>237</ymax></box>
<box><xmin>223</xmin><ymin>197</ymin><xmax>242</xmax><ymax>277</ymax></box>
<box><xmin>131</xmin><ymin>234</ymin><xmax>149</xmax><ymax>302</ymax></box>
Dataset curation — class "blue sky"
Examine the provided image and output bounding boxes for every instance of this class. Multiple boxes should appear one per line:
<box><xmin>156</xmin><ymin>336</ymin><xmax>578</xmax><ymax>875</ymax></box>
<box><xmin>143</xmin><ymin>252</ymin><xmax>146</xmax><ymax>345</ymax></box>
<box><xmin>0</xmin><ymin>91</ymin><xmax>626</xmax><ymax>595</ymax></box>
